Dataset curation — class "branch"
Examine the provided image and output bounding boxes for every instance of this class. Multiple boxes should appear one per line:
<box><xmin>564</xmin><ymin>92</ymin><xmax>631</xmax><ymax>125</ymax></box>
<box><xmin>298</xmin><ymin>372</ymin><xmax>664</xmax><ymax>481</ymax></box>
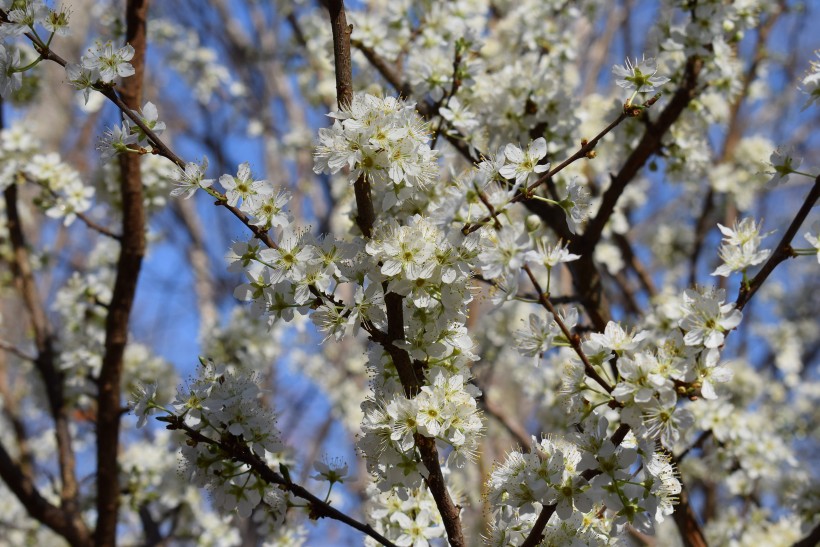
<box><xmin>6</xmin><ymin>13</ymin><xmax>283</xmax><ymax>252</ymax></box>
<box><xmin>520</xmin><ymin>504</ymin><xmax>557</xmax><ymax>547</ymax></box>
<box><xmin>95</xmin><ymin>2</ymin><xmax>149</xmax><ymax>545</ymax></box>
<box><xmin>580</xmin><ymin>54</ymin><xmax>703</xmax><ymax>252</ymax></box>
<box><xmin>322</xmin><ymin>2</ymin><xmax>465</xmax><ymax>544</ymax></box>
<box><xmin>3</xmin><ymin>181</ymin><xmax>86</xmax><ymax>539</ymax></box>
<box><xmin>613</xmin><ymin>232</ymin><xmax>657</xmax><ymax>298</ymax></box>
<box><xmin>26</xmin><ymin>175</ymin><xmax>122</xmax><ymax>240</ymax></box>
<box><xmin>0</xmin><ymin>339</ymin><xmax>36</xmax><ymax>362</ymax></box>
<box><xmin>350</xmin><ymin>38</ymin><xmax>477</xmax><ymax>160</ymax></box>
<box><xmin>0</xmin><ymin>441</ymin><xmax>91</xmax><ymax>546</ymax></box>
<box><xmin>321</xmin><ymin>0</ymin><xmax>353</xmax><ymax>109</ymax></box>
<box><xmin>478</xmin><ymin>394</ymin><xmax>532</xmax><ymax>450</ymax></box>
<box><xmin>165</xmin><ymin>417</ymin><xmax>398</xmax><ymax>547</ymax></box>
<box><xmin>671</xmin><ymin>486</ymin><xmax>708</xmax><ymax>547</ymax></box>
<box><xmin>792</xmin><ymin>522</ymin><xmax>820</xmax><ymax>547</ymax></box>
<box><xmin>736</xmin><ymin>176</ymin><xmax>820</xmax><ymax>311</ymax></box>
<box><xmin>351</xmin><ymin>39</ymin><xmax>405</xmax><ymax>94</ymax></box>
<box><xmin>522</xmin><ymin>264</ymin><xmax>613</xmax><ymax>393</ymax></box>
<box><xmin>461</xmin><ymin>111</ymin><xmax>629</xmax><ymax>236</ymax></box>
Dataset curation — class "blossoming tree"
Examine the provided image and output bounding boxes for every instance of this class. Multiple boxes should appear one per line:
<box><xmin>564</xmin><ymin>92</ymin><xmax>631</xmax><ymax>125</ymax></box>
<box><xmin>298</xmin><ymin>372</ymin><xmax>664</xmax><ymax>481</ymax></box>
<box><xmin>0</xmin><ymin>0</ymin><xmax>818</xmax><ymax>546</ymax></box>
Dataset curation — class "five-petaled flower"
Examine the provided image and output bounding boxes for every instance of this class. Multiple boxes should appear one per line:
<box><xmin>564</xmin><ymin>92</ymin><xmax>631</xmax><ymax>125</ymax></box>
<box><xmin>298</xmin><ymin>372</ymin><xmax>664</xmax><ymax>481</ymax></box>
<box><xmin>612</xmin><ymin>56</ymin><xmax>670</xmax><ymax>104</ymax></box>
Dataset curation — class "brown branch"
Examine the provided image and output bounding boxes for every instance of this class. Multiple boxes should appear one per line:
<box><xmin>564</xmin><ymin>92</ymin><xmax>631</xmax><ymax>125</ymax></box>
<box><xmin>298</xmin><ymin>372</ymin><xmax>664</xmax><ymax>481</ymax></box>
<box><xmin>68</xmin><ymin>209</ymin><xmax>122</xmax><ymax>240</ymax></box>
<box><xmin>613</xmin><ymin>233</ymin><xmax>657</xmax><ymax>298</ymax></box>
<box><xmin>351</xmin><ymin>39</ymin><xmax>405</xmax><ymax>94</ymax></box>
<box><xmin>3</xmin><ymin>182</ymin><xmax>88</xmax><ymax>542</ymax></box>
<box><xmin>736</xmin><ymin>176</ymin><xmax>820</xmax><ymax>311</ymax></box>
<box><xmin>580</xmin><ymin>55</ymin><xmax>703</xmax><ymax>252</ymax></box>
<box><xmin>792</xmin><ymin>521</ymin><xmax>820</xmax><ymax>547</ymax></box>
<box><xmin>522</xmin><ymin>265</ymin><xmax>613</xmax><ymax>393</ymax></box>
<box><xmin>164</xmin><ymin>417</ymin><xmax>398</xmax><ymax>547</ymax></box>
<box><xmin>322</xmin><ymin>2</ymin><xmax>465</xmax><ymax>544</ymax></box>
<box><xmin>322</xmin><ymin>0</ymin><xmax>354</xmax><ymax>109</ymax></box>
<box><xmin>676</xmin><ymin>430</ymin><xmax>713</xmax><ymax>462</ymax></box>
<box><xmin>478</xmin><ymin>394</ymin><xmax>532</xmax><ymax>450</ymax></box>
<box><xmin>94</xmin><ymin>2</ymin><xmax>149</xmax><ymax>545</ymax></box>
<box><xmin>672</xmin><ymin>486</ymin><xmax>708</xmax><ymax>547</ymax></box>
<box><xmin>0</xmin><ymin>339</ymin><xmax>37</xmax><ymax>362</ymax></box>
<box><xmin>0</xmin><ymin>441</ymin><xmax>92</xmax><ymax>546</ymax></box>
<box><xmin>520</xmin><ymin>503</ymin><xmax>558</xmax><ymax>547</ymax></box>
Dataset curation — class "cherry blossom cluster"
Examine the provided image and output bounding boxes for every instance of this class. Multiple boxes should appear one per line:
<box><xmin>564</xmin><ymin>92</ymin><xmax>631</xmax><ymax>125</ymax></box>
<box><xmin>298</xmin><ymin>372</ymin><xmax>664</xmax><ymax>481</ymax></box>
<box><xmin>358</xmin><ymin>361</ymin><xmax>483</xmax><ymax>489</ymax></box>
<box><xmin>313</xmin><ymin>92</ymin><xmax>439</xmax><ymax>214</ymax></box>
<box><xmin>0</xmin><ymin>1</ymin><xmax>141</xmax><ymax>100</ymax></box>
<box><xmin>711</xmin><ymin>218</ymin><xmax>772</xmax><ymax>277</ymax></box>
<box><xmin>486</xmin><ymin>418</ymin><xmax>681</xmax><ymax>543</ymax></box>
<box><xmin>2</xmin><ymin>0</ymin><xmax>816</xmax><ymax>544</ymax></box>
<box><xmin>132</xmin><ymin>359</ymin><xmax>288</xmax><ymax>523</ymax></box>
<box><xmin>364</xmin><ymin>486</ymin><xmax>445</xmax><ymax>547</ymax></box>
<box><xmin>0</xmin><ymin>123</ymin><xmax>94</xmax><ymax>224</ymax></box>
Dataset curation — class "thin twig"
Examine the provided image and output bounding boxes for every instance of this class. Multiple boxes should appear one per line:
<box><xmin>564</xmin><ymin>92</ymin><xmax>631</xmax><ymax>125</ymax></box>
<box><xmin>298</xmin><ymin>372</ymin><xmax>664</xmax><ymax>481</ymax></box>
<box><xmin>522</xmin><ymin>264</ymin><xmax>613</xmax><ymax>393</ymax></box>
<box><xmin>736</xmin><ymin>176</ymin><xmax>820</xmax><ymax>311</ymax></box>
<box><xmin>461</xmin><ymin>111</ymin><xmax>629</xmax><ymax>236</ymax></box>
<box><xmin>164</xmin><ymin>417</ymin><xmax>398</xmax><ymax>547</ymax></box>
<box><xmin>0</xmin><ymin>339</ymin><xmax>37</xmax><ymax>362</ymax></box>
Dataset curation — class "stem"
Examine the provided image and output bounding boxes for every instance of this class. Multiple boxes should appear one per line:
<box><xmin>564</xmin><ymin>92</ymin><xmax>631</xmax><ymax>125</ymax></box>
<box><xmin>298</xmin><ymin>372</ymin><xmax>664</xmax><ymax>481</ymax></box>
<box><xmin>166</xmin><ymin>418</ymin><xmax>398</xmax><ymax>547</ymax></box>
<box><xmin>522</xmin><ymin>264</ymin><xmax>613</xmax><ymax>393</ymax></box>
<box><xmin>94</xmin><ymin>2</ymin><xmax>149</xmax><ymax>545</ymax></box>
<box><xmin>736</xmin><ymin>176</ymin><xmax>820</xmax><ymax>311</ymax></box>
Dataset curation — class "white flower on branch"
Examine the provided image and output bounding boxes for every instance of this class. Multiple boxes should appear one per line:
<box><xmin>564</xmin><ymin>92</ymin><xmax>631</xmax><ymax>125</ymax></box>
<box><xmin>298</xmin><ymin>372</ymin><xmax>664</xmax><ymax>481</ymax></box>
<box><xmin>170</xmin><ymin>157</ymin><xmax>214</xmax><ymax>199</ymax></box>
<box><xmin>680</xmin><ymin>287</ymin><xmax>742</xmax><ymax>349</ymax></box>
<box><xmin>81</xmin><ymin>40</ymin><xmax>135</xmax><ymax>83</ymax></box>
<box><xmin>612</xmin><ymin>56</ymin><xmax>670</xmax><ymax>94</ymax></box>
<box><xmin>96</xmin><ymin>121</ymin><xmax>138</xmax><ymax>160</ymax></box>
<box><xmin>66</xmin><ymin>62</ymin><xmax>99</xmax><ymax>104</ymax></box>
<box><xmin>0</xmin><ymin>45</ymin><xmax>22</xmax><ymax>98</ymax></box>
<box><xmin>711</xmin><ymin>218</ymin><xmax>772</xmax><ymax>277</ymax></box>
<box><xmin>218</xmin><ymin>162</ymin><xmax>272</xmax><ymax>209</ymax></box>
<box><xmin>766</xmin><ymin>146</ymin><xmax>802</xmax><ymax>187</ymax></box>
<box><xmin>499</xmin><ymin>137</ymin><xmax>550</xmax><ymax>189</ymax></box>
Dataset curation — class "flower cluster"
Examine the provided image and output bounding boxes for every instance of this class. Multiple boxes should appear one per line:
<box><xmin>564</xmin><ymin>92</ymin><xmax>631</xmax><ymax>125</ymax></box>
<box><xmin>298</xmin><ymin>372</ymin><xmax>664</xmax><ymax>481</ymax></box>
<box><xmin>148</xmin><ymin>360</ymin><xmax>289</xmax><ymax>521</ymax></box>
<box><xmin>486</xmin><ymin>419</ymin><xmax>681</xmax><ymax>540</ymax></box>
<box><xmin>513</xmin><ymin>290</ymin><xmax>738</xmax><ymax>452</ymax></box>
<box><xmin>365</xmin><ymin>486</ymin><xmax>445</xmax><ymax>547</ymax></box>
<box><xmin>711</xmin><ymin>218</ymin><xmax>772</xmax><ymax>277</ymax></box>
<box><xmin>679</xmin><ymin>286</ymin><xmax>742</xmax><ymax>349</ymax></box>
<box><xmin>313</xmin><ymin>92</ymin><xmax>439</xmax><ymax>214</ymax></box>
<box><xmin>81</xmin><ymin>39</ymin><xmax>135</xmax><ymax>83</ymax></box>
<box><xmin>0</xmin><ymin>125</ymin><xmax>95</xmax><ymax>225</ymax></box>
<box><xmin>358</xmin><ymin>365</ymin><xmax>483</xmax><ymax>489</ymax></box>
